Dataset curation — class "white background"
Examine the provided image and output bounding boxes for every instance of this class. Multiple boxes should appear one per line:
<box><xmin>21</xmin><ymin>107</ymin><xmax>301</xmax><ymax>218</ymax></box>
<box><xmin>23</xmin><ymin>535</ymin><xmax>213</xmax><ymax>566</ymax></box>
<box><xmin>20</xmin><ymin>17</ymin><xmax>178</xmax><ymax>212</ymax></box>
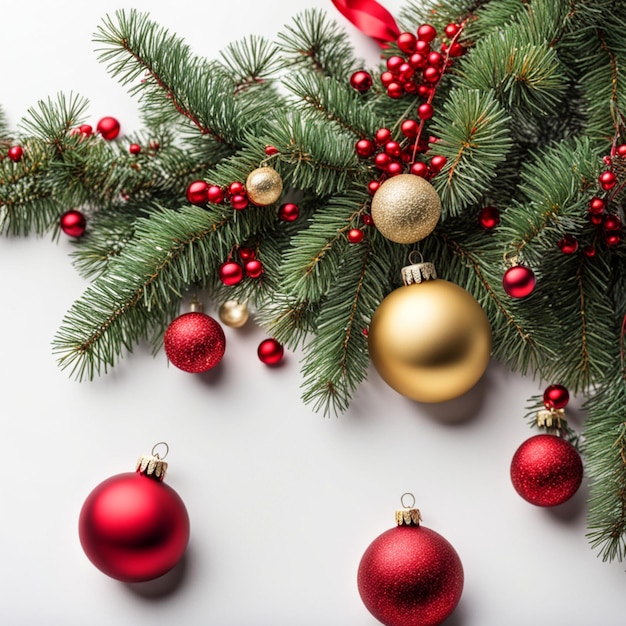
<box><xmin>2</xmin><ymin>1</ymin><xmax>625</xmax><ymax>625</ymax></box>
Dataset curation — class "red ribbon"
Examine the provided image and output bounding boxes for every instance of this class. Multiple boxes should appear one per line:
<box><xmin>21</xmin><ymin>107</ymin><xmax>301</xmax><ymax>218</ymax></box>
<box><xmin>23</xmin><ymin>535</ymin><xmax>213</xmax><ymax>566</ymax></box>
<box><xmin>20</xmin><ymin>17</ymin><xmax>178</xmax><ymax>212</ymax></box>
<box><xmin>331</xmin><ymin>0</ymin><xmax>400</xmax><ymax>47</ymax></box>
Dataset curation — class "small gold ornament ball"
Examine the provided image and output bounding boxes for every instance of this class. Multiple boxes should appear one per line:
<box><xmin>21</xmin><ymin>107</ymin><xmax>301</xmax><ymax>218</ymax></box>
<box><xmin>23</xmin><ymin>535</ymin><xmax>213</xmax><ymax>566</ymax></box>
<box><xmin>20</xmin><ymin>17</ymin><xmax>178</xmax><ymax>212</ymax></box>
<box><xmin>218</xmin><ymin>300</ymin><xmax>250</xmax><ymax>328</ymax></box>
<box><xmin>245</xmin><ymin>167</ymin><xmax>283</xmax><ymax>206</ymax></box>
<box><xmin>368</xmin><ymin>280</ymin><xmax>492</xmax><ymax>403</ymax></box>
<box><xmin>370</xmin><ymin>174</ymin><xmax>442</xmax><ymax>244</ymax></box>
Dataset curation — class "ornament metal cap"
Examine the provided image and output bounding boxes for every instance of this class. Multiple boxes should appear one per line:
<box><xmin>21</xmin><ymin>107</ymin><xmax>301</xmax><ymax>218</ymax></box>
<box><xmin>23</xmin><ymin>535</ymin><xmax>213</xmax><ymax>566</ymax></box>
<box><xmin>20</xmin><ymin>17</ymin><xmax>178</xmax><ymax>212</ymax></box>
<box><xmin>395</xmin><ymin>492</ymin><xmax>422</xmax><ymax>526</ymax></box>
<box><xmin>401</xmin><ymin>261</ymin><xmax>437</xmax><ymax>286</ymax></box>
<box><xmin>536</xmin><ymin>408</ymin><xmax>566</xmax><ymax>431</ymax></box>
<box><xmin>136</xmin><ymin>442</ymin><xmax>169</xmax><ymax>481</ymax></box>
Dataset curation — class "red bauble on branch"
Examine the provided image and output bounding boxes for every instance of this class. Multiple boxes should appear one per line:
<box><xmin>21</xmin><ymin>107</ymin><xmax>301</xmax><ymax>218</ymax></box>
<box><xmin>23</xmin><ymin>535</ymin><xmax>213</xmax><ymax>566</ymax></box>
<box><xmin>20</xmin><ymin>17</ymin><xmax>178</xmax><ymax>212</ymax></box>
<box><xmin>79</xmin><ymin>443</ymin><xmax>189</xmax><ymax>582</ymax></box>
<box><xmin>503</xmin><ymin>264</ymin><xmax>536</xmax><ymax>298</ymax></box>
<box><xmin>60</xmin><ymin>210</ymin><xmax>87</xmax><ymax>237</ymax></box>
<box><xmin>164</xmin><ymin>307</ymin><xmax>226</xmax><ymax>373</ymax></box>
<box><xmin>258</xmin><ymin>338</ymin><xmax>284</xmax><ymax>365</ymax></box>
<box><xmin>358</xmin><ymin>495</ymin><xmax>463</xmax><ymax>626</ymax></box>
<box><xmin>96</xmin><ymin>116</ymin><xmax>121</xmax><ymax>141</ymax></box>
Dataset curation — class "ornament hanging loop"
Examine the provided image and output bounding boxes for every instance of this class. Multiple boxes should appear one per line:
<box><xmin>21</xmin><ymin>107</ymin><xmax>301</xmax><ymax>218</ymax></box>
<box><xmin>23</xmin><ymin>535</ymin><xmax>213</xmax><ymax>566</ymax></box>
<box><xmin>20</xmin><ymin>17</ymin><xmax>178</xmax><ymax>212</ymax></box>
<box><xmin>151</xmin><ymin>441</ymin><xmax>169</xmax><ymax>460</ymax></box>
<box><xmin>396</xmin><ymin>492</ymin><xmax>422</xmax><ymax>526</ymax></box>
<box><xmin>400</xmin><ymin>492</ymin><xmax>416</xmax><ymax>509</ymax></box>
<box><xmin>408</xmin><ymin>250</ymin><xmax>424</xmax><ymax>266</ymax></box>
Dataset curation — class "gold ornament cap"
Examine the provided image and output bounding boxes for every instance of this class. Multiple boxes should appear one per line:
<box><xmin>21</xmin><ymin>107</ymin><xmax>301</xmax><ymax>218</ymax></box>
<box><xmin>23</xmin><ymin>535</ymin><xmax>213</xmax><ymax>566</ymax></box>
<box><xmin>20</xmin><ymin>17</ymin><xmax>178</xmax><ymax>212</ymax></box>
<box><xmin>401</xmin><ymin>261</ymin><xmax>437</xmax><ymax>285</ymax></box>
<box><xmin>136</xmin><ymin>442</ymin><xmax>169</xmax><ymax>481</ymax></box>
<box><xmin>395</xmin><ymin>493</ymin><xmax>422</xmax><ymax>527</ymax></box>
<box><xmin>245</xmin><ymin>167</ymin><xmax>283</xmax><ymax>206</ymax></box>
<box><xmin>370</xmin><ymin>173</ymin><xmax>441</xmax><ymax>244</ymax></box>
<box><xmin>536</xmin><ymin>408</ymin><xmax>566</xmax><ymax>431</ymax></box>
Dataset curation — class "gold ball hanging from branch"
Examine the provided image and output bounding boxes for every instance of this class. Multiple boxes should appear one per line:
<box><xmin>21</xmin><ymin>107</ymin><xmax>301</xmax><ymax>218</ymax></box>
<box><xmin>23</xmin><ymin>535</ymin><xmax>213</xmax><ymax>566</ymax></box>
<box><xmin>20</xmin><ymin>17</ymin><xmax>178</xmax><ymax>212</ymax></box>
<box><xmin>218</xmin><ymin>300</ymin><xmax>250</xmax><ymax>328</ymax></box>
<box><xmin>368</xmin><ymin>263</ymin><xmax>492</xmax><ymax>403</ymax></box>
<box><xmin>370</xmin><ymin>174</ymin><xmax>441</xmax><ymax>244</ymax></box>
<box><xmin>245</xmin><ymin>167</ymin><xmax>283</xmax><ymax>206</ymax></box>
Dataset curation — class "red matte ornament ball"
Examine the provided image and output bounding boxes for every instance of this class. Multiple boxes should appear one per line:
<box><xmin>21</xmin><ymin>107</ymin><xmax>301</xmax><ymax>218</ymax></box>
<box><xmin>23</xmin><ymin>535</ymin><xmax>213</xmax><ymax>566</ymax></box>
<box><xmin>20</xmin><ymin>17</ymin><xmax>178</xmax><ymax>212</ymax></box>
<box><xmin>510</xmin><ymin>434</ymin><xmax>583</xmax><ymax>507</ymax></box>
<box><xmin>186</xmin><ymin>180</ymin><xmax>209</xmax><ymax>206</ymax></box>
<box><xmin>478</xmin><ymin>205</ymin><xmax>500</xmax><ymax>230</ymax></box>
<box><xmin>543</xmin><ymin>384</ymin><xmax>569</xmax><ymax>409</ymax></box>
<box><xmin>278</xmin><ymin>202</ymin><xmax>300</xmax><ymax>222</ymax></box>
<box><xmin>219</xmin><ymin>261</ymin><xmax>244</xmax><ymax>286</ymax></box>
<box><xmin>599</xmin><ymin>170</ymin><xmax>616</xmax><ymax>190</ymax></box>
<box><xmin>60</xmin><ymin>210</ymin><xmax>87</xmax><ymax>237</ymax></box>
<box><xmin>358</xmin><ymin>525</ymin><xmax>464</xmax><ymax>626</ymax></box>
<box><xmin>245</xmin><ymin>259</ymin><xmax>264</xmax><ymax>278</ymax></box>
<box><xmin>348</xmin><ymin>228</ymin><xmax>364</xmax><ymax>243</ymax></box>
<box><xmin>350</xmin><ymin>70</ymin><xmax>373</xmax><ymax>93</ymax></box>
<box><xmin>96</xmin><ymin>116</ymin><xmax>121</xmax><ymax>141</ymax></box>
<box><xmin>79</xmin><ymin>472</ymin><xmax>190</xmax><ymax>582</ymax></box>
<box><xmin>503</xmin><ymin>265</ymin><xmax>536</xmax><ymax>298</ymax></box>
<box><xmin>8</xmin><ymin>145</ymin><xmax>24</xmax><ymax>162</ymax></box>
<box><xmin>258</xmin><ymin>338</ymin><xmax>284</xmax><ymax>365</ymax></box>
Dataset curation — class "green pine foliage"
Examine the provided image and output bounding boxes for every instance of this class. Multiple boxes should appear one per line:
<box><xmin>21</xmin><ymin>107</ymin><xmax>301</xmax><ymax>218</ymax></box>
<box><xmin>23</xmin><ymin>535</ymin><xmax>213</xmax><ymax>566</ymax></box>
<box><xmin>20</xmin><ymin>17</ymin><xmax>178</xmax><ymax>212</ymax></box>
<box><xmin>2</xmin><ymin>0</ymin><xmax>626</xmax><ymax>561</ymax></box>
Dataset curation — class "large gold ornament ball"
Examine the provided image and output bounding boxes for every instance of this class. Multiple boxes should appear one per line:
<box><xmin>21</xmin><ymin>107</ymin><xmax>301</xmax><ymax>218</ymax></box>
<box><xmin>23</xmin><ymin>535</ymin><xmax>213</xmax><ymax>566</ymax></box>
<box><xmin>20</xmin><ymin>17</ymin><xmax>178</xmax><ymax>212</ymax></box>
<box><xmin>218</xmin><ymin>300</ymin><xmax>250</xmax><ymax>328</ymax></box>
<box><xmin>368</xmin><ymin>280</ymin><xmax>492</xmax><ymax>403</ymax></box>
<box><xmin>370</xmin><ymin>174</ymin><xmax>442</xmax><ymax>244</ymax></box>
<box><xmin>245</xmin><ymin>167</ymin><xmax>283</xmax><ymax>206</ymax></box>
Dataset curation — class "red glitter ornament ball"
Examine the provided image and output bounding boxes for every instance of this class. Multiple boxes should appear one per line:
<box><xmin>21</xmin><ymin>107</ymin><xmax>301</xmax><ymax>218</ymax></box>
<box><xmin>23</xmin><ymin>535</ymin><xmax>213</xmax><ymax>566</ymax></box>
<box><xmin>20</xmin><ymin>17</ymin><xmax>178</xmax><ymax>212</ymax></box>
<box><xmin>358</xmin><ymin>524</ymin><xmax>463</xmax><ymax>626</ymax></box>
<box><xmin>503</xmin><ymin>265</ymin><xmax>536</xmax><ymax>298</ymax></box>
<box><xmin>79</xmin><ymin>469</ymin><xmax>189</xmax><ymax>582</ymax></box>
<box><xmin>258</xmin><ymin>338</ymin><xmax>284</xmax><ymax>365</ymax></box>
<box><xmin>60</xmin><ymin>210</ymin><xmax>87</xmax><ymax>237</ymax></box>
<box><xmin>543</xmin><ymin>384</ymin><xmax>570</xmax><ymax>410</ymax></box>
<box><xmin>164</xmin><ymin>312</ymin><xmax>226</xmax><ymax>373</ymax></box>
<box><xmin>96</xmin><ymin>116</ymin><xmax>121</xmax><ymax>141</ymax></box>
<box><xmin>510</xmin><ymin>434</ymin><xmax>583</xmax><ymax>507</ymax></box>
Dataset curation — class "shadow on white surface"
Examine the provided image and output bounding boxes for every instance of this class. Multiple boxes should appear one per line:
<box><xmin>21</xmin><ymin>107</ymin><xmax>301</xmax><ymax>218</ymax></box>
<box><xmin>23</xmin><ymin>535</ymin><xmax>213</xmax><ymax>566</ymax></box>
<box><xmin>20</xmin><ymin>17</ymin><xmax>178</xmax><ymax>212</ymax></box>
<box><xmin>124</xmin><ymin>551</ymin><xmax>190</xmax><ymax>600</ymax></box>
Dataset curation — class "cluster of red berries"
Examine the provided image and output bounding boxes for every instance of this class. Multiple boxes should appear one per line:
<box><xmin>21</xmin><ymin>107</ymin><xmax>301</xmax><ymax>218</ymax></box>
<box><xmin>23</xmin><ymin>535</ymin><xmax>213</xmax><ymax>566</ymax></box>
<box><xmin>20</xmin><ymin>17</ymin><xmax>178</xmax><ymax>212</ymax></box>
<box><xmin>218</xmin><ymin>247</ymin><xmax>264</xmax><ymax>286</ymax></box>
<box><xmin>68</xmin><ymin>116</ymin><xmax>121</xmax><ymax>142</ymax></box>
<box><xmin>558</xmin><ymin>144</ymin><xmax>624</xmax><ymax>256</ymax></box>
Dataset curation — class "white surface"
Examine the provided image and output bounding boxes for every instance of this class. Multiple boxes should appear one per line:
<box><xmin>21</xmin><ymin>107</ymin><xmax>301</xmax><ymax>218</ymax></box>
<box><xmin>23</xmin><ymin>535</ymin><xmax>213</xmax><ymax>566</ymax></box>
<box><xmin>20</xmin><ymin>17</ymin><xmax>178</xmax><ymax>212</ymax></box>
<box><xmin>1</xmin><ymin>1</ymin><xmax>625</xmax><ymax>625</ymax></box>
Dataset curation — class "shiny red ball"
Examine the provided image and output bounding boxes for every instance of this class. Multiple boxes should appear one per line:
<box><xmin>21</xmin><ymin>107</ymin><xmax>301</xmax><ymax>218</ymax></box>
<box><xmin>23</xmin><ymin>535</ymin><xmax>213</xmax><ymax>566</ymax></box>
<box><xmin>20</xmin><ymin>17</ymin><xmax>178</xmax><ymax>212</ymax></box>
<box><xmin>96</xmin><ymin>116</ymin><xmax>121</xmax><ymax>141</ymax></box>
<box><xmin>230</xmin><ymin>194</ymin><xmax>249</xmax><ymax>210</ymax></box>
<box><xmin>543</xmin><ymin>384</ymin><xmax>569</xmax><ymax>409</ymax></box>
<box><xmin>348</xmin><ymin>228</ymin><xmax>364</xmax><ymax>243</ymax></box>
<box><xmin>511</xmin><ymin>434</ymin><xmax>583</xmax><ymax>507</ymax></box>
<box><xmin>186</xmin><ymin>180</ymin><xmax>209</xmax><ymax>206</ymax></box>
<box><xmin>129</xmin><ymin>143</ymin><xmax>141</xmax><ymax>155</ymax></box>
<box><xmin>8</xmin><ymin>145</ymin><xmax>24</xmax><ymax>162</ymax></box>
<box><xmin>164</xmin><ymin>312</ymin><xmax>226</xmax><ymax>373</ymax></box>
<box><xmin>603</xmin><ymin>214</ymin><xmax>621</xmax><ymax>231</ymax></box>
<box><xmin>503</xmin><ymin>265</ymin><xmax>536</xmax><ymax>298</ymax></box>
<box><xmin>397</xmin><ymin>32</ymin><xmax>417</xmax><ymax>54</ymax></box>
<box><xmin>410</xmin><ymin>161</ymin><xmax>429</xmax><ymax>177</ymax></box>
<box><xmin>387</xmin><ymin>82</ymin><xmax>404</xmax><ymax>99</ymax></box>
<box><xmin>356</xmin><ymin>139</ymin><xmax>375</xmax><ymax>158</ymax></box>
<box><xmin>245</xmin><ymin>259</ymin><xmax>264</xmax><ymax>278</ymax></box>
<box><xmin>417</xmin><ymin>24</ymin><xmax>437</xmax><ymax>42</ymax></box>
<box><xmin>605</xmin><ymin>233</ymin><xmax>621</xmax><ymax>247</ymax></box>
<box><xmin>478</xmin><ymin>205</ymin><xmax>500</xmax><ymax>230</ymax></box>
<box><xmin>219</xmin><ymin>261</ymin><xmax>244</xmax><ymax>286</ymax></box>
<box><xmin>258</xmin><ymin>338</ymin><xmax>284</xmax><ymax>365</ymax></box>
<box><xmin>207</xmin><ymin>185</ymin><xmax>225</xmax><ymax>204</ymax></box>
<box><xmin>429</xmin><ymin>155</ymin><xmax>447</xmax><ymax>173</ymax></box>
<box><xmin>588</xmin><ymin>196</ymin><xmax>605</xmax><ymax>214</ymax></box>
<box><xmin>358</xmin><ymin>525</ymin><xmax>463</xmax><ymax>626</ymax></box>
<box><xmin>599</xmin><ymin>170</ymin><xmax>616</xmax><ymax>190</ymax></box>
<box><xmin>401</xmin><ymin>119</ymin><xmax>419</xmax><ymax>138</ymax></box>
<box><xmin>350</xmin><ymin>70</ymin><xmax>373</xmax><ymax>93</ymax></box>
<box><xmin>375</xmin><ymin>128</ymin><xmax>392</xmax><ymax>145</ymax></box>
<box><xmin>278</xmin><ymin>202</ymin><xmax>300</xmax><ymax>221</ymax></box>
<box><xmin>423</xmin><ymin>66</ymin><xmax>441</xmax><ymax>83</ymax></box>
<box><xmin>79</xmin><ymin>472</ymin><xmax>190</xmax><ymax>582</ymax></box>
<box><xmin>60</xmin><ymin>210</ymin><xmax>87</xmax><ymax>237</ymax></box>
<box><xmin>558</xmin><ymin>234</ymin><xmax>578</xmax><ymax>254</ymax></box>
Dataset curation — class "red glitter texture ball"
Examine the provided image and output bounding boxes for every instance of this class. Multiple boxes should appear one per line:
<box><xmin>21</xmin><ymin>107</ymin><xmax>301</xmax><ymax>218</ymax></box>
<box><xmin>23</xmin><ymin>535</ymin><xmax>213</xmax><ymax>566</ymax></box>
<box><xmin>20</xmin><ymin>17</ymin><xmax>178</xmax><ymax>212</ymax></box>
<box><xmin>79</xmin><ymin>472</ymin><xmax>189</xmax><ymax>582</ymax></box>
<box><xmin>164</xmin><ymin>312</ymin><xmax>226</xmax><ymax>373</ymax></box>
<box><xmin>358</xmin><ymin>525</ymin><xmax>464</xmax><ymax>626</ymax></box>
<box><xmin>510</xmin><ymin>434</ymin><xmax>583</xmax><ymax>507</ymax></box>
<box><xmin>96</xmin><ymin>116</ymin><xmax>121</xmax><ymax>141</ymax></box>
<box><xmin>60</xmin><ymin>210</ymin><xmax>87</xmax><ymax>237</ymax></box>
<box><xmin>503</xmin><ymin>265</ymin><xmax>536</xmax><ymax>298</ymax></box>
<box><xmin>258</xmin><ymin>338</ymin><xmax>284</xmax><ymax>365</ymax></box>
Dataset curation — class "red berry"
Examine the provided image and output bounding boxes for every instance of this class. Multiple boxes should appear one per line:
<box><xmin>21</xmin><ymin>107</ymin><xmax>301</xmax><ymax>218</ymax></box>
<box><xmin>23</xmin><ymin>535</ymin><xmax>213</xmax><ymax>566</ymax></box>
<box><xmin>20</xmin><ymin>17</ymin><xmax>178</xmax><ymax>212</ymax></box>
<box><xmin>617</xmin><ymin>144</ymin><xmax>626</xmax><ymax>157</ymax></box>
<box><xmin>386</xmin><ymin>56</ymin><xmax>405</xmax><ymax>74</ymax></box>
<box><xmin>605</xmin><ymin>233</ymin><xmax>621</xmax><ymax>247</ymax></box>
<box><xmin>238</xmin><ymin>247</ymin><xmax>256</xmax><ymax>262</ymax></box>
<box><xmin>367</xmin><ymin>181</ymin><xmax>380</xmax><ymax>195</ymax></box>
<box><xmin>403</xmin><ymin>81</ymin><xmax>419</xmax><ymax>94</ymax></box>
<box><xmin>557</xmin><ymin>234</ymin><xmax>578</xmax><ymax>254</ymax></box>
<box><xmin>264</xmin><ymin>145</ymin><xmax>279</xmax><ymax>155</ymax></box>
<box><xmin>207</xmin><ymin>185</ymin><xmax>225</xmax><ymax>204</ymax></box>
<box><xmin>7</xmin><ymin>146</ymin><xmax>24</xmax><ymax>162</ymax></box>
<box><xmin>448</xmin><ymin>42</ymin><xmax>464</xmax><ymax>57</ymax></box>
<box><xmin>186</xmin><ymin>180</ymin><xmax>209</xmax><ymax>206</ymax></box>
<box><xmin>380</xmin><ymin>71</ymin><xmax>395</xmax><ymax>87</ymax></box>
<box><xmin>374</xmin><ymin>153</ymin><xmax>392</xmax><ymax>170</ymax></box>
<box><xmin>583</xmin><ymin>245</ymin><xmax>596</xmax><ymax>257</ymax></box>
<box><xmin>228</xmin><ymin>181</ymin><xmax>245</xmax><ymax>195</ymax></box>
<box><xmin>386</xmin><ymin>82</ymin><xmax>404</xmax><ymax>99</ymax></box>
<box><xmin>478</xmin><ymin>206</ymin><xmax>500</xmax><ymax>230</ymax></box>
<box><xmin>408</xmin><ymin>52</ymin><xmax>427</xmax><ymax>69</ymax></box>
<box><xmin>278</xmin><ymin>202</ymin><xmax>300</xmax><ymax>222</ymax></box>
<box><xmin>423</xmin><ymin>66</ymin><xmax>441</xmax><ymax>83</ymax></box>
<box><xmin>245</xmin><ymin>259</ymin><xmax>264</xmax><ymax>278</ymax></box>
<box><xmin>384</xmin><ymin>141</ymin><xmax>401</xmax><ymax>157</ymax></box>
<box><xmin>219</xmin><ymin>261</ymin><xmax>244</xmax><ymax>286</ymax></box>
<box><xmin>356</xmin><ymin>138</ymin><xmax>375</xmax><ymax>158</ymax></box>
<box><xmin>397</xmin><ymin>63</ymin><xmax>415</xmax><ymax>82</ymax></box>
<box><xmin>401</xmin><ymin>119</ymin><xmax>419</xmax><ymax>138</ymax></box>
<box><xmin>427</xmin><ymin>51</ymin><xmax>444</xmax><ymax>67</ymax></box>
<box><xmin>397</xmin><ymin>32</ymin><xmax>417</xmax><ymax>54</ymax></box>
<box><xmin>375</xmin><ymin>128</ymin><xmax>392</xmax><ymax>145</ymax></box>
<box><xmin>79</xmin><ymin>124</ymin><xmax>93</xmax><ymax>136</ymax></box>
<box><xmin>347</xmin><ymin>228</ymin><xmax>364</xmax><ymax>243</ymax></box>
<box><xmin>599</xmin><ymin>170</ymin><xmax>616</xmax><ymax>190</ymax></box>
<box><xmin>417</xmin><ymin>84</ymin><xmax>433</xmax><ymax>98</ymax></box>
<box><xmin>230</xmin><ymin>194</ymin><xmax>249</xmax><ymax>210</ymax></box>
<box><xmin>415</xmin><ymin>40</ymin><xmax>431</xmax><ymax>54</ymax></box>
<box><xmin>96</xmin><ymin>116</ymin><xmax>121</xmax><ymax>141</ymax></box>
<box><xmin>445</xmin><ymin>23</ymin><xmax>460</xmax><ymax>38</ymax></box>
<box><xmin>588</xmin><ymin>196</ymin><xmax>605</xmax><ymax>214</ymax></box>
<box><xmin>417</xmin><ymin>24</ymin><xmax>437</xmax><ymax>42</ymax></box>
<box><xmin>603</xmin><ymin>214</ymin><xmax>621</xmax><ymax>230</ymax></box>
<box><xmin>418</xmin><ymin>103</ymin><xmax>434</xmax><ymax>120</ymax></box>
<box><xmin>60</xmin><ymin>210</ymin><xmax>87</xmax><ymax>237</ymax></box>
<box><xmin>350</xmin><ymin>70</ymin><xmax>373</xmax><ymax>93</ymax></box>
<box><xmin>543</xmin><ymin>384</ymin><xmax>570</xmax><ymax>410</ymax></box>
<box><xmin>429</xmin><ymin>155</ymin><xmax>447</xmax><ymax>172</ymax></box>
<box><xmin>603</xmin><ymin>155</ymin><xmax>613</xmax><ymax>166</ymax></box>
<box><xmin>258</xmin><ymin>338</ymin><xmax>284</xmax><ymax>365</ymax></box>
<box><xmin>362</xmin><ymin>214</ymin><xmax>373</xmax><ymax>225</ymax></box>
<box><xmin>589</xmin><ymin>212</ymin><xmax>604</xmax><ymax>226</ymax></box>
<box><xmin>387</xmin><ymin>162</ymin><xmax>403</xmax><ymax>176</ymax></box>
<box><xmin>129</xmin><ymin>143</ymin><xmax>141</xmax><ymax>155</ymax></box>
<box><xmin>410</xmin><ymin>161</ymin><xmax>429</xmax><ymax>177</ymax></box>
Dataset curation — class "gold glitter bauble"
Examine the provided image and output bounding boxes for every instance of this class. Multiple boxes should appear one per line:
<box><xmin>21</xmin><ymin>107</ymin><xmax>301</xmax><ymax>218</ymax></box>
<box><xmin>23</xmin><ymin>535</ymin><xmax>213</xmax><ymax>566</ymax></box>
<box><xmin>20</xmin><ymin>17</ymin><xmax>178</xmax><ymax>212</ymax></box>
<box><xmin>368</xmin><ymin>273</ymin><xmax>491</xmax><ymax>403</ymax></box>
<box><xmin>370</xmin><ymin>174</ymin><xmax>441</xmax><ymax>244</ymax></box>
<box><xmin>218</xmin><ymin>300</ymin><xmax>250</xmax><ymax>328</ymax></box>
<box><xmin>245</xmin><ymin>167</ymin><xmax>283</xmax><ymax>206</ymax></box>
